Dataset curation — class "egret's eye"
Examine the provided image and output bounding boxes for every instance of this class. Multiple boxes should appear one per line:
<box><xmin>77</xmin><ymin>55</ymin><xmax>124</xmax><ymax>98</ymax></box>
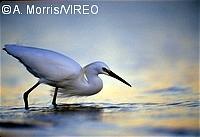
<box><xmin>102</xmin><ymin>67</ymin><xmax>107</xmax><ymax>72</ymax></box>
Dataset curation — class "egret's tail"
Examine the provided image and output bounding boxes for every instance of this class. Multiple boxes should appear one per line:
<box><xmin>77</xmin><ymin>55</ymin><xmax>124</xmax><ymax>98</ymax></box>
<box><xmin>2</xmin><ymin>46</ymin><xmax>11</xmax><ymax>55</ymax></box>
<box><xmin>3</xmin><ymin>44</ymin><xmax>21</xmax><ymax>59</ymax></box>
<box><xmin>3</xmin><ymin>44</ymin><xmax>18</xmax><ymax>56</ymax></box>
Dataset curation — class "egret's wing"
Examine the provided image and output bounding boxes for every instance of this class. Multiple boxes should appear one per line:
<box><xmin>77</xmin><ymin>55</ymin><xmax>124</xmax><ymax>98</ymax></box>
<box><xmin>4</xmin><ymin>44</ymin><xmax>82</xmax><ymax>81</ymax></box>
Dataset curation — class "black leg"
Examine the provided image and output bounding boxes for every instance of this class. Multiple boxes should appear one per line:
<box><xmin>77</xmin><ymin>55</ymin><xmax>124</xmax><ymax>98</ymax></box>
<box><xmin>23</xmin><ymin>82</ymin><xmax>40</xmax><ymax>110</ymax></box>
<box><xmin>52</xmin><ymin>87</ymin><xmax>58</xmax><ymax>107</ymax></box>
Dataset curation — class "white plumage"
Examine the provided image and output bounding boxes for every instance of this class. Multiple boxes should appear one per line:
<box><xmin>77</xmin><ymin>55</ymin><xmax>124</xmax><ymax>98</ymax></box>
<box><xmin>4</xmin><ymin>44</ymin><xmax>81</xmax><ymax>82</ymax></box>
<box><xmin>3</xmin><ymin>44</ymin><xmax>131</xmax><ymax>109</ymax></box>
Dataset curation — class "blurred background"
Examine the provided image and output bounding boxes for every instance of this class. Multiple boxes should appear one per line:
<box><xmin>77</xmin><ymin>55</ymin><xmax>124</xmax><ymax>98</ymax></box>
<box><xmin>1</xmin><ymin>1</ymin><xmax>199</xmax><ymax>136</ymax></box>
<box><xmin>1</xmin><ymin>1</ymin><xmax>199</xmax><ymax>106</ymax></box>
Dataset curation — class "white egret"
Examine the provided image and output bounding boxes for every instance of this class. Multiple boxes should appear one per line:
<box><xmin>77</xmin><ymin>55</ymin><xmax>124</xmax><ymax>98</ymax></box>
<box><xmin>3</xmin><ymin>44</ymin><xmax>131</xmax><ymax>109</ymax></box>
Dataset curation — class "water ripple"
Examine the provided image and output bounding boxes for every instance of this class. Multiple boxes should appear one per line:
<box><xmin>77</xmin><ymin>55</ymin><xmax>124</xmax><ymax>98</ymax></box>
<box><xmin>0</xmin><ymin>100</ymin><xmax>199</xmax><ymax>114</ymax></box>
<box><xmin>0</xmin><ymin>100</ymin><xmax>199</xmax><ymax>136</ymax></box>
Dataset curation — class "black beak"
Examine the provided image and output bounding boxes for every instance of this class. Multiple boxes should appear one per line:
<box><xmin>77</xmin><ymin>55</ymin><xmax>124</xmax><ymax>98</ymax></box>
<box><xmin>103</xmin><ymin>68</ymin><xmax>132</xmax><ymax>87</ymax></box>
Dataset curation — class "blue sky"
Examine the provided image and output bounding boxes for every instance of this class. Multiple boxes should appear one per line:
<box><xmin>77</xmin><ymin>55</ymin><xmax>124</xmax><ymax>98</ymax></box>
<box><xmin>1</xmin><ymin>1</ymin><xmax>199</xmax><ymax>104</ymax></box>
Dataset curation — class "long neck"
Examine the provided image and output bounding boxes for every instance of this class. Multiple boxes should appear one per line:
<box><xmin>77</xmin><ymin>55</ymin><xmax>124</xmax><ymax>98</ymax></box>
<box><xmin>80</xmin><ymin>66</ymin><xmax>103</xmax><ymax>95</ymax></box>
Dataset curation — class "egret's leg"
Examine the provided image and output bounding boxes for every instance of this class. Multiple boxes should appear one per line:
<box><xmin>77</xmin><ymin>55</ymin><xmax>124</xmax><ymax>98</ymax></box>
<box><xmin>23</xmin><ymin>82</ymin><xmax>40</xmax><ymax>109</ymax></box>
<box><xmin>52</xmin><ymin>87</ymin><xmax>58</xmax><ymax>107</ymax></box>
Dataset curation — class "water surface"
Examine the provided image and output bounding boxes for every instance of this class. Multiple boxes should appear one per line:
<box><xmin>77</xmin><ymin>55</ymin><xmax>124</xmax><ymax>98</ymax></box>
<box><xmin>0</xmin><ymin>101</ymin><xmax>199</xmax><ymax>136</ymax></box>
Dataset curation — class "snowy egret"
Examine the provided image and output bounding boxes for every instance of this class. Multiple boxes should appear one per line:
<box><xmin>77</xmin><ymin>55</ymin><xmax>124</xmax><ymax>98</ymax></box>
<box><xmin>3</xmin><ymin>44</ymin><xmax>131</xmax><ymax>109</ymax></box>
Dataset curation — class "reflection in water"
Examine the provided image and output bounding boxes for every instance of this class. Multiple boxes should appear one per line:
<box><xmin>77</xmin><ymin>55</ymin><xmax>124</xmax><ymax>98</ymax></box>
<box><xmin>0</xmin><ymin>102</ymin><xmax>199</xmax><ymax>136</ymax></box>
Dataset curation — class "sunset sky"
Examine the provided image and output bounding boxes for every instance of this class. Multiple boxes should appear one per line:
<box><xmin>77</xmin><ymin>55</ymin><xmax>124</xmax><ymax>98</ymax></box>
<box><xmin>1</xmin><ymin>1</ymin><xmax>199</xmax><ymax>106</ymax></box>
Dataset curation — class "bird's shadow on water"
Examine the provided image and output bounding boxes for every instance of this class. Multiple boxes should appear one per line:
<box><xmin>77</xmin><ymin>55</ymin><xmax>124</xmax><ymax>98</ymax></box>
<box><xmin>0</xmin><ymin>103</ymin><xmax>103</xmax><ymax>129</ymax></box>
<box><xmin>0</xmin><ymin>101</ymin><xmax>199</xmax><ymax>136</ymax></box>
<box><xmin>0</xmin><ymin>104</ymin><xmax>106</xmax><ymax>137</ymax></box>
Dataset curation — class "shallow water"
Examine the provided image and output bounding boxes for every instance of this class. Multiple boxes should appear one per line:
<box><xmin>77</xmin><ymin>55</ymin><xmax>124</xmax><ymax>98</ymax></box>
<box><xmin>0</xmin><ymin>101</ymin><xmax>199</xmax><ymax>136</ymax></box>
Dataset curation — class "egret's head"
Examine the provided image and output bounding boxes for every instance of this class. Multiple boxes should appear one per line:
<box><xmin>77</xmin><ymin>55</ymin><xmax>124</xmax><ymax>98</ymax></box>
<box><xmin>95</xmin><ymin>62</ymin><xmax>110</xmax><ymax>75</ymax></box>
<box><xmin>89</xmin><ymin>61</ymin><xmax>132</xmax><ymax>87</ymax></box>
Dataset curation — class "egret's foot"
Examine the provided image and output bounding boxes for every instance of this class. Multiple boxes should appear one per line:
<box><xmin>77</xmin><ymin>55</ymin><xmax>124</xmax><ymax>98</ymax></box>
<box><xmin>25</xmin><ymin>106</ymin><xmax>29</xmax><ymax>110</ymax></box>
<box><xmin>52</xmin><ymin>103</ymin><xmax>57</xmax><ymax>108</ymax></box>
<box><xmin>23</xmin><ymin>93</ymin><xmax>29</xmax><ymax>110</ymax></box>
<box><xmin>23</xmin><ymin>82</ymin><xmax>40</xmax><ymax>110</ymax></box>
